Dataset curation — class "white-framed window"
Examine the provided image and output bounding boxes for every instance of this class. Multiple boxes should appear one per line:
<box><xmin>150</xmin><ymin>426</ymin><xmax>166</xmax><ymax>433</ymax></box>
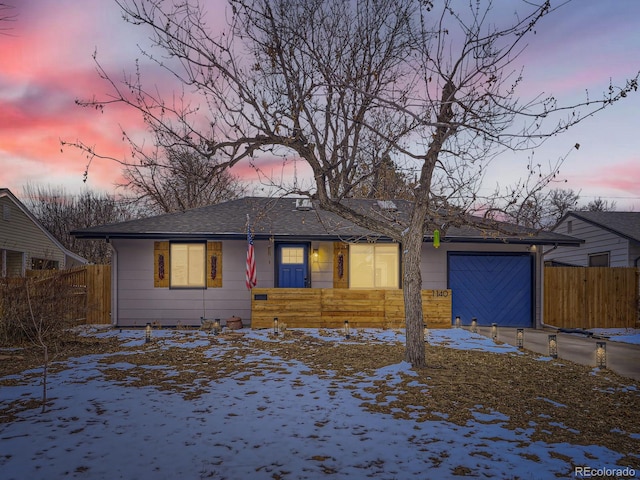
<box><xmin>170</xmin><ymin>243</ymin><xmax>206</xmax><ymax>287</ymax></box>
<box><xmin>349</xmin><ymin>243</ymin><xmax>399</xmax><ymax>288</ymax></box>
<box><xmin>588</xmin><ymin>252</ymin><xmax>610</xmax><ymax>267</ymax></box>
<box><xmin>281</xmin><ymin>246</ymin><xmax>305</xmax><ymax>264</ymax></box>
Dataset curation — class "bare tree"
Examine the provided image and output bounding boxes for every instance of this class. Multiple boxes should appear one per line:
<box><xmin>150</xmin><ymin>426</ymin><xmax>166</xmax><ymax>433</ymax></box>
<box><xmin>67</xmin><ymin>0</ymin><xmax>638</xmax><ymax>367</ymax></box>
<box><xmin>0</xmin><ymin>3</ymin><xmax>16</xmax><ymax>35</ymax></box>
<box><xmin>351</xmin><ymin>154</ymin><xmax>417</xmax><ymax>201</ymax></box>
<box><xmin>505</xmin><ymin>187</ymin><xmax>581</xmax><ymax>229</ymax></box>
<box><xmin>120</xmin><ymin>142</ymin><xmax>246</xmax><ymax>215</ymax></box>
<box><xmin>21</xmin><ymin>184</ymin><xmax>137</xmax><ymax>264</ymax></box>
<box><xmin>548</xmin><ymin>188</ymin><xmax>581</xmax><ymax>223</ymax></box>
<box><xmin>584</xmin><ymin>197</ymin><xmax>617</xmax><ymax>212</ymax></box>
<box><xmin>0</xmin><ymin>274</ymin><xmax>80</xmax><ymax>412</ymax></box>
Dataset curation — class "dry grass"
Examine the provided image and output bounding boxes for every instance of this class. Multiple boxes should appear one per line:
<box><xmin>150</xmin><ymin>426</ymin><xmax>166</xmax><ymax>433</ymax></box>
<box><xmin>1</xmin><ymin>329</ymin><xmax>639</xmax><ymax>466</ymax></box>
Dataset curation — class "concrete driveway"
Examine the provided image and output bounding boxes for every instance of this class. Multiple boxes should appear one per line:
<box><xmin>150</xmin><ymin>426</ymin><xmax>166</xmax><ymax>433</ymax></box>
<box><xmin>474</xmin><ymin>326</ymin><xmax>640</xmax><ymax>382</ymax></box>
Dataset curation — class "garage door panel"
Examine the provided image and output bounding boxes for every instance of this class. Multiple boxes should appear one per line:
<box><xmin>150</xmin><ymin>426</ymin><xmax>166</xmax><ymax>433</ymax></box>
<box><xmin>449</xmin><ymin>254</ymin><xmax>532</xmax><ymax>327</ymax></box>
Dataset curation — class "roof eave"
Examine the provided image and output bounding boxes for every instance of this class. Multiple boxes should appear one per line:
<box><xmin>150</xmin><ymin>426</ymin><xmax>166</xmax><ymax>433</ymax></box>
<box><xmin>73</xmin><ymin>231</ymin><xmax>582</xmax><ymax>246</ymax></box>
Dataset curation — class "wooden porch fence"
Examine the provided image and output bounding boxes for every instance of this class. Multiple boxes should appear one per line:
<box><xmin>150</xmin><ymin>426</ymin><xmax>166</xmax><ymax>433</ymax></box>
<box><xmin>251</xmin><ymin>288</ymin><xmax>452</xmax><ymax>329</ymax></box>
<box><xmin>543</xmin><ymin>267</ymin><xmax>639</xmax><ymax>329</ymax></box>
<box><xmin>26</xmin><ymin>265</ymin><xmax>111</xmax><ymax>324</ymax></box>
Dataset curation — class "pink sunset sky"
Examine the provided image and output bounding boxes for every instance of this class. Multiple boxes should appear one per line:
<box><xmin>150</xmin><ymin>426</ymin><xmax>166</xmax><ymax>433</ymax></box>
<box><xmin>0</xmin><ymin>0</ymin><xmax>639</xmax><ymax>210</ymax></box>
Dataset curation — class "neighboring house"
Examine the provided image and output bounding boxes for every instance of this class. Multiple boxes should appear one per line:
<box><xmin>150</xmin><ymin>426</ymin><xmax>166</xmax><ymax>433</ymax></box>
<box><xmin>0</xmin><ymin>188</ymin><xmax>87</xmax><ymax>276</ymax></box>
<box><xmin>71</xmin><ymin>197</ymin><xmax>579</xmax><ymax>329</ymax></box>
<box><xmin>545</xmin><ymin>211</ymin><xmax>640</xmax><ymax>267</ymax></box>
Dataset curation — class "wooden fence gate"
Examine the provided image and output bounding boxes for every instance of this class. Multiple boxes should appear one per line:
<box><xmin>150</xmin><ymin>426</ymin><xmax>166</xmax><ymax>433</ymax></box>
<box><xmin>543</xmin><ymin>267</ymin><xmax>639</xmax><ymax>329</ymax></box>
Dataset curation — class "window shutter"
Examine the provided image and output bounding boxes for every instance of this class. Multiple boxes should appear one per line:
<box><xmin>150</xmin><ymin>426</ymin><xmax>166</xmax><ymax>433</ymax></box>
<box><xmin>154</xmin><ymin>241</ymin><xmax>170</xmax><ymax>288</ymax></box>
<box><xmin>333</xmin><ymin>242</ymin><xmax>349</xmax><ymax>288</ymax></box>
<box><xmin>207</xmin><ymin>242</ymin><xmax>223</xmax><ymax>288</ymax></box>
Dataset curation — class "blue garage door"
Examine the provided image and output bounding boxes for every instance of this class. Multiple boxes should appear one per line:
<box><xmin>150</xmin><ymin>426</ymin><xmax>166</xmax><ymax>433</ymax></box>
<box><xmin>448</xmin><ymin>253</ymin><xmax>533</xmax><ymax>327</ymax></box>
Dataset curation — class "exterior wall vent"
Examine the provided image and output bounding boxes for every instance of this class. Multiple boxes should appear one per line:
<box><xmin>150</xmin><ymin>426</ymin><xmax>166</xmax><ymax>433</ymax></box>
<box><xmin>377</xmin><ymin>200</ymin><xmax>397</xmax><ymax>212</ymax></box>
<box><xmin>295</xmin><ymin>198</ymin><xmax>313</xmax><ymax>211</ymax></box>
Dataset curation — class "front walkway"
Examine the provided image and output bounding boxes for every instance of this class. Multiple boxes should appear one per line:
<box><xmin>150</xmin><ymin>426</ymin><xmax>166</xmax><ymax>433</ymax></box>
<box><xmin>474</xmin><ymin>326</ymin><xmax>640</xmax><ymax>381</ymax></box>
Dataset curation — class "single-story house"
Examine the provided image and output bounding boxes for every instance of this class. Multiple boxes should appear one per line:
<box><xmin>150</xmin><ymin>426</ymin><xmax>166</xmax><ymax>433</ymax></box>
<box><xmin>1</xmin><ymin>188</ymin><xmax>87</xmax><ymax>276</ymax></box>
<box><xmin>544</xmin><ymin>211</ymin><xmax>640</xmax><ymax>267</ymax></box>
<box><xmin>71</xmin><ymin>197</ymin><xmax>580</xmax><ymax>329</ymax></box>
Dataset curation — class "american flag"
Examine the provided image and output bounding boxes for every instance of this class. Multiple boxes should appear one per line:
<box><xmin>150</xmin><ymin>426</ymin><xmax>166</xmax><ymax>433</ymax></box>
<box><xmin>245</xmin><ymin>216</ymin><xmax>257</xmax><ymax>290</ymax></box>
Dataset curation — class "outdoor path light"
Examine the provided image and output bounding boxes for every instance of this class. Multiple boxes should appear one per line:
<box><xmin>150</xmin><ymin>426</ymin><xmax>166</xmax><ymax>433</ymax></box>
<box><xmin>491</xmin><ymin>323</ymin><xmax>498</xmax><ymax>341</ymax></box>
<box><xmin>344</xmin><ymin>320</ymin><xmax>350</xmax><ymax>339</ymax></box>
<box><xmin>145</xmin><ymin>323</ymin><xmax>152</xmax><ymax>343</ymax></box>
<box><xmin>423</xmin><ymin>323</ymin><xmax>429</xmax><ymax>343</ymax></box>
<box><xmin>273</xmin><ymin>317</ymin><xmax>279</xmax><ymax>336</ymax></box>
<box><xmin>596</xmin><ymin>342</ymin><xmax>606</xmax><ymax>368</ymax></box>
<box><xmin>455</xmin><ymin>316</ymin><xmax>461</xmax><ymax>328</ymax></box>
<box><xmin>516</xmin><ymin>328</ymin><xmax>524</xmax><ymax>349</ymax></box>
<box><xmin>548</xmin><ymin>334</ymin><xmax>558</xmax><ymax>359</ymax></box>
<box><xmin>471</xmin><ymin>318</ymin><xmax>478</xmax><ymax>334</ymax></box>
<box><xmin>214</xmin><ymin>319</ymin><xmax>220</xmax><ymax>335</ymax></box>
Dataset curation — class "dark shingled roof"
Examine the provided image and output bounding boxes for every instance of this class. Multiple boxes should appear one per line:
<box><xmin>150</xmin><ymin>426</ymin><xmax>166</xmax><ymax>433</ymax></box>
<box><xmin>559</xmin><ymin>211</ymin><xmax>640</xmax><ymax>244</ymax></box>
<box><xmin>71</xmin><ymin>196</ymin><xmax>581</xmax><ymax>246</ymax></box>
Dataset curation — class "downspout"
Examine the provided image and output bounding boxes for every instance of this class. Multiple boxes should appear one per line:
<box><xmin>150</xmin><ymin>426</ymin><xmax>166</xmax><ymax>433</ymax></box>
<box><xmin>107</xmin><ymin>237</ymin><xmax>118</xmax><ymax>327</ymax></box>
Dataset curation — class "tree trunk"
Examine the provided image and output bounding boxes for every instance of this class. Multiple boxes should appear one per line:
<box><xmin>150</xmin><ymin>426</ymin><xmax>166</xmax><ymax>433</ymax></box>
<box><xmin>402</xmin><ymin>228</ymin><xmax>427</xmax><ymax>368</ymax></box>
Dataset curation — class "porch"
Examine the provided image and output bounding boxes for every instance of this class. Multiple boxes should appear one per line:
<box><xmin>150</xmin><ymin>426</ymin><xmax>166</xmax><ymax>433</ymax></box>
<box><xmin>250</xmin><ymin>288</ymin><xmax>452</xmax><ymax>329</ymax></box>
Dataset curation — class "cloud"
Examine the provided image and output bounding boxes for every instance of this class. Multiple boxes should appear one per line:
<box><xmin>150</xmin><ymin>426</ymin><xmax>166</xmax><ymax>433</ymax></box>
<box><xmin>579</xmin><ymin>159</ymin><xmax>640</xmax><ymax>195</ymax></box>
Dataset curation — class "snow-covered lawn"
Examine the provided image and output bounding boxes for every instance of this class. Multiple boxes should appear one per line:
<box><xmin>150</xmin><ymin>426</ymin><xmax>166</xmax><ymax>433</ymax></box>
<box><xmin>1</xmin><ymin>327</ymin><xmax>638</xmax><ymax>479</ymax></box>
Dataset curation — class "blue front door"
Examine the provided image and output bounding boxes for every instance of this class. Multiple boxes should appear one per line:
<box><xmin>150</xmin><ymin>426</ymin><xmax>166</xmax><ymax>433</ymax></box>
<box><xmin>277</xmin><ymin>244</ymin><xmax>309</xmax><ymax>288</ymax></box>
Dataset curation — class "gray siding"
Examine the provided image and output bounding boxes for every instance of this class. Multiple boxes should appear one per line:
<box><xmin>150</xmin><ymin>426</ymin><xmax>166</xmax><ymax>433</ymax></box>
<box><xmin>113</xmin><ymin>238</ymin><xmax>274</xmax><ymax>326</ymax></box>
<box><xmin>0</xmin><ymin>196</ymin><xmax>66</xmax><ymax>275</ymax></box>
<box><xmin>545</xmin><ymin>217</ymin><xmax>631</xmax><ymax>266</ymax></box>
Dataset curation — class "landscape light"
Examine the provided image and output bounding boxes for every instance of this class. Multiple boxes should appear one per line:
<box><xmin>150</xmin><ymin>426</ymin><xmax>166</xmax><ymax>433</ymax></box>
<box><xmin>145</xmin><ymin>323</ymin><xmax>152</xmax><ymax>343</ymax></box>
<box><xmin>596</xmin><ymin>342</ymin><xmax>606</xmax><ymax>368</ymax></box>
<box><xmin>344</xmin><ymin>320</ymin><xmax>351</xmax><ymax>339</ymax></box>
<box><xmin>471</xmin><ymin>318</ymin><xmax>478</xmax><ymax>334</ymax></box>
<box><xmin>491</xmin><ymin>323</ymin><xmax>498</xmax><ymax>341</ymax></box>
<box><xmin>455</xmin><ymin>316</ymin><xmax>461</xmax><ymax>329</ymax></box>
<box><xmin>423</xmin><ymin>323</ymin><xmax>429</xmax><ymax>343</ymax></box>
<box><xmin>273</xmin><ymin>317</ymin><xmax>279</xmax><ymax>336</ymax></box>
<box><xmin>213</xmin><ymin>319</ymin><xmax>221</xmax><ymax>336</ymax></box>
<box><xmin>548</xmin><ymin>334</ymin><xmax>558</xmax><ymax>359</ymax></box>
<box><xmin>516</xmin><ymin>328</ymin><xmax>524</xmax><ymax>349</ymax></box>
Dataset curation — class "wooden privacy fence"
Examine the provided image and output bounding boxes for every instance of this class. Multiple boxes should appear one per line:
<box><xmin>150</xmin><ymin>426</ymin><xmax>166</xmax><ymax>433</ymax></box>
<box><xmin>544</xmin><ymin>267</ymin><xmax>639</xmax><ymax>329</ymax></box>
<box><xmin>26</xmin><ymin>265</ymin><xmax>111</xmax><ymax>324</ymax></box>
<box><xmin>251</xmin><ymin>288</ymin><xmax>452</xmax><ymax>329</ymax></box>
